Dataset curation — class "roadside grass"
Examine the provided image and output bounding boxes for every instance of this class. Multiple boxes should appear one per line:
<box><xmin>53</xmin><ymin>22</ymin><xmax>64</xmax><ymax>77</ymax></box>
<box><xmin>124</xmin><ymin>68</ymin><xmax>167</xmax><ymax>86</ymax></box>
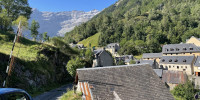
<box><xmin>78</xmin><ymin>33</ymin><xmax>100</xmax><ymax>47</ymax></box>
<box><xmin>59</xmin><ymin>89</ymin><xmax>82</xmax><ymax>100</ymax></box>
<box><xmin>30</xmin><ymin>82</ymin><xmax>72</xmax><ymax>97</ymax></box>
<box><xmin>134</xmin><ymin>54</ymin><xmax>142</xmax><ymax>59</ymax></box>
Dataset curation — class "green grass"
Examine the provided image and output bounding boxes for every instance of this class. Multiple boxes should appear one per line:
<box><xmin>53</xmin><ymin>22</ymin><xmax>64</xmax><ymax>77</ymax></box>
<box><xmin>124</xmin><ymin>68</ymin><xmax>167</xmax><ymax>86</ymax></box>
<box><xmin>78</xmin><ymin>33</ymin><xmax>100</xmax><ymax>47</ymax></box>
<box><xmin>59</xmin><ymin>90</ymin><xmax>82</xmax><ymax>100</ymax></box>
<box><xmin>0</xmin><ymin>33</ymin><xmax>44</xmax><ymax>61</ymax></box>
<box><xmin>134</xmin><ymin>55</ymin><xmax>142</xmax><ymax>59</ymax></box>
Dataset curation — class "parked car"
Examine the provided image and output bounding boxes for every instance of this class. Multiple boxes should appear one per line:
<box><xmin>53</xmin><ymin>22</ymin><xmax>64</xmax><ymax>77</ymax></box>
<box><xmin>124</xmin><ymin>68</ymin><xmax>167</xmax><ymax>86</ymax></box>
<box><xmin>0</xmin><ymin>88</ymin><xmax>33</xmax><ymax>100</ymax></box>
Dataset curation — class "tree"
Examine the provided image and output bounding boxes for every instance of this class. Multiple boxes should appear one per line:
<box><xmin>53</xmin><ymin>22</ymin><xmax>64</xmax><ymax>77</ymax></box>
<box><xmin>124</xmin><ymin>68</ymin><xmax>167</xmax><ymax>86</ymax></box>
<box><xmin>12</xmin><ymin>15</ymin><xmax>28</xmax><ymax>30</ymax></box>
<box><xmin>66</xmin><ymin>57</ymin><xmax>85</xmax><ymax>77</ymax></box>
<box><xmin>172</xmin><ymin>80</ymin><xmax>197</xmax><ymax>100</ymax></box>
<box><xmin>0</xmin><ymin>9</ymin><xmax>12</xmax><ymax>31</ymax></box>
<box><xmin>30</xmin><ymin>20</ymin><xmax>40</xmax><ymax>41</ymax></box>
<box><xmin>43</xmin><ymin>32</ymin><xmax>49</xmax><ymax>42</ymax></box>
<box><xmin>0</xmin><ymin>0</ymin><xmax>32</xmax><ymax>21</ymax></box>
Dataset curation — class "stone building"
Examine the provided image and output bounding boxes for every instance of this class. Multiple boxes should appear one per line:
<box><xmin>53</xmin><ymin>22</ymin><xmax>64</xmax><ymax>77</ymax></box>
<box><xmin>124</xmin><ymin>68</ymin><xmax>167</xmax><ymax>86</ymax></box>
<box><xmin>162</xmin><ymin>43</ymin><xmax>200</xmax><ymax>57</ymax></box>
<box><xmin>159</xmin><ymin>56</ymin><xmax>195</xmax><ymax>75</ymax></box>
<box><xmin>115</xmin><ymin>55</ymin><xmax>134</xmax><ymax>65</ymax></box>
<box><xmin>75</xmin><ymin>64</ymin><xmax>174</xmax><ymax>100</ymax></box>
<box><xmin>162</xmin><ymin>70</ymin><xmax>188</xmax><ymax>90</ymax></box>
<box><xmin>142</xmin><ymin>53</ymin><xmax>162</xmax><ymax>64</ymax></box>
<box><xmin>194</xmin><ymin>56</ymin><xmax>200</xmax><ymax>76</ymax></box>
<box><xmin>105</xmin><ymin>43</ymin><xmax>120</xmax><ymax>57</ymax></box>
<box><xmin>186</xmin><ymin>36</ymin><xmax>200</xmax><ymax>47</ymax></box>
<box><xmin>92</xmin><ymin>49</ymin><xmax>114</xmax><ymax>67</ymax></box>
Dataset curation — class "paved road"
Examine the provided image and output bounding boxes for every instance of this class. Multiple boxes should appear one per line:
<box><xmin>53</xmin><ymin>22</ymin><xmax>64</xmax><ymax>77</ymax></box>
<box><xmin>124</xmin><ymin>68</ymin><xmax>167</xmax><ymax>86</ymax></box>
<box><xmin>33</xmin><ymin>84</ymin><xmax>73</xmax><ymax>100</ymax></box>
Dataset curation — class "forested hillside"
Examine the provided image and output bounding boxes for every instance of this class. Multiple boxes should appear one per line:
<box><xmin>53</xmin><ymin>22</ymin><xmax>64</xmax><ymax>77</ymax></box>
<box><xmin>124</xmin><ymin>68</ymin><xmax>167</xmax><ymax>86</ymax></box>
<box><xmin>65</xmin><ymin>0</ymin><xmax>200</xmax><ymax>55</ymax></box>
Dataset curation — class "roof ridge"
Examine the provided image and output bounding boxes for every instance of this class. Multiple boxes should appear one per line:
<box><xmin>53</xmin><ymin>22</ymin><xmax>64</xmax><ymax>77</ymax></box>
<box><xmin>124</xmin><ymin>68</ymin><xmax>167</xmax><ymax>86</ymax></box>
<box><xmin>77</xmin><ymin>64</ymin><xmax>149</xmax><ymax>71</ymax></box>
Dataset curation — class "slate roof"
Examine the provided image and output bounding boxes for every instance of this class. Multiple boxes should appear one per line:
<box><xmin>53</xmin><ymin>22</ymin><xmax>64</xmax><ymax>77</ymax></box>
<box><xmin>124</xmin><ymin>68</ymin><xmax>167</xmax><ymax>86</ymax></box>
<box><xmin>162</xmin><ymin>70</ymin><xmax>187</xmax><ymax>84</ymax></box>
<box><xmin>153</xmin><ymin>69</ymin><xmax>163</xmax><ymax>78</ymax></box>
<box><xmin>77</xmin><ymin>64</ymin><xmax>174</xmax><ymax>100</ymax></box>
<box><xmin>93</xmin><ymin>49</ymin><xmax>103</xmax><ymax>55</ymax></box>
<box><xmin>137</xmin><ymin>60</ymin><xmax>155</xmax><ymax>66</ymax></box>
<box><xmin>142</xmin><ymin>53</ymin><xmax>162</xmax><ymax>59</ymax></box>
<box><xmin>194</xmin><ymin>56</ymin><xmax>200</xmax><ymax>67</ymax></box>
<box><xmin>162</xmin><ymin>43</ymin><xmax>200</xmax><ymax>53</ymax></box>
<box><xmin>106</xmin><ymin>43</ymin><xmax>119</xmax><ymax>49</ymax></box>
<box><xmin>159</xmin><ymin>56</ymin><xmax>195</xmax><ymax>65</ymax></box>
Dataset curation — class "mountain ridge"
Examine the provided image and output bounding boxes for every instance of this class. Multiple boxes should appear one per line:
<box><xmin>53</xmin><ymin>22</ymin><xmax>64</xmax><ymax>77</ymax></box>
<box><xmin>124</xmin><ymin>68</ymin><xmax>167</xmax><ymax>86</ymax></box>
<box><xmin>26</xmin><ymin>8</ymin><xmax>100</xmax><ymax>38</ymax></box>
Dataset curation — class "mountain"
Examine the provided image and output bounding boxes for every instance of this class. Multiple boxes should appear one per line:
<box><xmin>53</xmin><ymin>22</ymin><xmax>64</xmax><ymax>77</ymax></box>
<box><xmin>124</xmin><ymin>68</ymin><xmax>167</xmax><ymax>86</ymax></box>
<box><xmin>27</xmin><ymin>8</ymin><xmax>99</xmax><ymax>37</ymax></box>
<box><xmin>65</xmin><ymin>0</ymin><xmax>200</xmax><ymax>55</ymax></box>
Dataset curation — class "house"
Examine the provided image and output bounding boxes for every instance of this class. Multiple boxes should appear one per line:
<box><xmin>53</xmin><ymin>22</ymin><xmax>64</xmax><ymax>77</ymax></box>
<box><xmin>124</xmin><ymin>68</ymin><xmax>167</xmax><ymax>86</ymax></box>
<box><xmin>159</xmin><ymin>56</ymin><xmax>195</xmax><ymax>75</ymax></box>
<box><xmin>69</xmin><ymin>43</ymin><xmax>85</xmax><ymax>49</ymax></box>
<box><xmin>153</xmin><ymin>69</ymin><xmax>163</xmax><ymax>78</ymax></box>
<box><xmin>115</xmin><ymin>55</ymin><xmax>134</xmax><ymax>65</ymax></box>
<box><xmin>106</xmin><ymin>43</ymin><xmax>120</xmax><ymax>57</ymax></box>
<box><xmin>142</xmin><ymin>53</ymin><xmax>162</xmax><ymax>64</ymax></box>
<box><xmin>75</xmin><ymin>64</ymin><xmax>174</xmax><ymax>100</ymax></box>
<box><xmin>92</xmin><ymin>49</ymin><xmax>114</xmax><ymax>67</ymax></box>
<box><xmin>194</xmin><ymin>56</ymin><xmax>200</xmax><ymax>76</ymax></box>
<box><xmin>162</xmin><ymin>70</ymin><xmax>187</xmax><ymax>90</ymax></box>
<box><xmin>162</xmin><ymin>43</ymin><xmax>200</xmax><ymax>56</ymax></box>
<box><xmin>186</xmin><ymin>36</ymin><xmax>200</xmax><ymax>47</ymax></box>
<box><xmin>136</xmin><ymin>60</ymin><xmax>157</xmax><ymax>69</ymax></box>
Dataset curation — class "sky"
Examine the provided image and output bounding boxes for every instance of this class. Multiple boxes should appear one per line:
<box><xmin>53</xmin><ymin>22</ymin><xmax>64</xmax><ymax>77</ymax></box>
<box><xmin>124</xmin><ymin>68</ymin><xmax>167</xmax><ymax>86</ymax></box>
<box><xmin>28</xmin><ymin>0</ymin><xmax>118</xmax><ymax>12</ymax></box>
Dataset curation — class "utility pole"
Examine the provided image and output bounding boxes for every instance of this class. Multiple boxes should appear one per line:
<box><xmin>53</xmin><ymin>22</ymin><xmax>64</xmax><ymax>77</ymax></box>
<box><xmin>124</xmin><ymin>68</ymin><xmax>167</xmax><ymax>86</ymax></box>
<box><xmin>2</xmin><ymin>21</ymin><xmax>22</xmax><ymax>88</ymax></box>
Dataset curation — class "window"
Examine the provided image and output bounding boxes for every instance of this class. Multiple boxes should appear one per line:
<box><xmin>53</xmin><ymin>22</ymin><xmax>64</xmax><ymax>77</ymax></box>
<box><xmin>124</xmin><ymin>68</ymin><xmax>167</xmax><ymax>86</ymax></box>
<box><xmin>177</xmin><ymin>66</ymin><xmax>179</xmax><ymax>69</ymax></box>
<box><xmin>173</xmin><ymin>66</ymin><xmax>175</xmax><ymax>67</ymax></box>
<box><xmin>181</xmin><ymin>66</ymin><xmax>183</xmax><ymax>68</ymax></box>
<box><xmin>176</xmin><ymin>48</ymin><xmax>180</xmax><ymax>51</ymax></box>
<box><xmin>166</xmin><ymin>49</ymin><xmax>169</xmax><ymax>51</ymax></box>
<box><xmin>171</xmin><ymin>53</ymin><xmax>172</xmax><ymax>55</ymax></box>
<box><xmin>183</xmin><ymin>59</ymin><xmax>186</xmax><ymax>62</ymax></box>
<box><xmin>169</xmin><ymin>66</ymin><xmax>171</xmax><ymax>68</ymax></box>
<box><xmin>162</xmin><ymin>59</ymin><xmax>165</xmax><ymax>62</ymax></box>
<box><xmin>170</xmin><ymin>48</ymin><xmax>174</xmax><ymax>51</ymax></box>
<box><xmin>169</xmin><ymin>59</ymin><xmax>172</xmax><ymax>62</ymax></box>
<box><xmin>183</xmin><ymin>48</ymin><xmax>187</xmax><ymax>50</ymax></box>
<box><xmin>176</xmin><ymin>53</ymin><xmax>178</xmax><ymax>55</ymax></box>
<box><xmin>183</xmin><ymin>69</ymin><xmax>186</xmax><ymax>71</ymax></box>
<box><xmin>190</xmin><ymin>48</ymin><xmax>193</xmax><ymax>50</ymax></box>
<box><xmin>174</xmin><ymin>59</ymin><xmax>178</xmax><ymax>62</ymax></box>
<box><xmin>185</xmin><ymin>66</ymin><xmax>187</xmax><ymax>69</ymax></box>
<box><xmin>165</xmin><ymin>66</ymin><xmax>167</xmax><ymax>68</ymax></box>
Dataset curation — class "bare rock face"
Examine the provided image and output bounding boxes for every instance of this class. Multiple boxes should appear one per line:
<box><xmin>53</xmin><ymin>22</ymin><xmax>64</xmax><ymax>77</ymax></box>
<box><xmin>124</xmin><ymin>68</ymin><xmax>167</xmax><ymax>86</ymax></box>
<box><xmin>26</xmin><ymin>8</ymin><xmax>99</xmax><ymax>38</ymax></box>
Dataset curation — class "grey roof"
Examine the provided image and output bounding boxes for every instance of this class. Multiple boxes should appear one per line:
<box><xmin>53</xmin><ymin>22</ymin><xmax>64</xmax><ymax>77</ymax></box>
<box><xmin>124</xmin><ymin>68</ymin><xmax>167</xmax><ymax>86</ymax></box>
<box><xmin>106</xmin><ymin>43</ymin><xmax>119</xmax><ymax>49</ymax></box>
<box><xmin>162</xmin><ymin>43</ymin><xmax>200</xmax><ymax>53</ymax></box>
<box><xmin>194</xmin><ymin>56</ymin><xmax>200</xmax><ymax>67</ymax></box>
<box><xmin>159</xmin><ymin>56</ymin><xmax>195</xmax><ymax>65</ymax></box>
<box><xmin>93</xmin><ymin>49</ymin><xmax>103</xmax><ymax>55</ymax></box>
<box><xmin>153</xmin><ymin>69</ymin><xmax>163</xmax><ymax>77</ymax></box>
<box><xmin>162</xmin><ymin>70</ymin><xmax>187</xmax><ymax>84</ymax></box>
<box><xmin>142</xmin><ymin>53</ymin><xmax>162</xmax><ymax>59</ymax></box>
<box><xmin>77</xmin><ymin>64</ymin><xmax>174</xmax><ymax>100</ymax></box>
<box><xmin>137</xmin><ymin>60</ymin><xmax>155</xmax><ymax>66</ymax></box>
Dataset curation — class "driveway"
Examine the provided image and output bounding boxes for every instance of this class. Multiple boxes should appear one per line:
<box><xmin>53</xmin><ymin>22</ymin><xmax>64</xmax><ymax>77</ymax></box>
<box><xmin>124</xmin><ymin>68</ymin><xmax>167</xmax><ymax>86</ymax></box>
<box><xmin>33</xmin><ymin>84</ymin><xmax>73</xmax><ymax>100</ymax></box>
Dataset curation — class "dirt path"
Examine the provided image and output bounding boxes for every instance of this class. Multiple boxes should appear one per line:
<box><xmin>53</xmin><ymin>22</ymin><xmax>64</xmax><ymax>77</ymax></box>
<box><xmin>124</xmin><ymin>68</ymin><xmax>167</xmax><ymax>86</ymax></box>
<box><xmin>33</xmin><ymin>84</ymin><xmax>73</xmax><ymax>100</ymax></box>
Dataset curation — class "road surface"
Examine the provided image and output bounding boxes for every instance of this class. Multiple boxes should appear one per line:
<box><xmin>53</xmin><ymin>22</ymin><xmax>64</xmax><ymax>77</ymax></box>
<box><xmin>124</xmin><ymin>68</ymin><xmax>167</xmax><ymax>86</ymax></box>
<box><xmin>33</xmin><ymin>84</ymin><xmax>73</xmax><ymax>100</ymax></box>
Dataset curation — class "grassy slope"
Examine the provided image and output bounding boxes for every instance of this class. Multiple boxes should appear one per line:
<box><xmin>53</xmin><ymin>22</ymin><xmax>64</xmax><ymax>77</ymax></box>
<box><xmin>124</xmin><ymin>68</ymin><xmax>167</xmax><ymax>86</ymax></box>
<box><xmin>78</xmin><ymin>33</ymin><xmax>100</xmax><ymax>47</ymax></box>
<box><xmin>0</xmin><ymin>32</ymin><xmax>73</xmax><ymax>96</ymax></box>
